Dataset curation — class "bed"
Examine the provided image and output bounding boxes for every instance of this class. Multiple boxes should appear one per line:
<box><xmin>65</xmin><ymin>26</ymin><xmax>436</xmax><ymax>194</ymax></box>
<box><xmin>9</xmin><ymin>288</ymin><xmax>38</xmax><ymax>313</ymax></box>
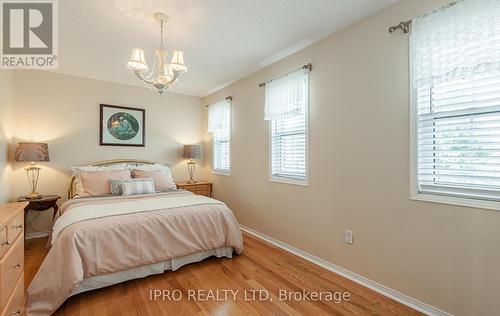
<box><xmin>26</xmin><ymin>160</ymin><xmax>243</xmax><ymax>316</ymax></box>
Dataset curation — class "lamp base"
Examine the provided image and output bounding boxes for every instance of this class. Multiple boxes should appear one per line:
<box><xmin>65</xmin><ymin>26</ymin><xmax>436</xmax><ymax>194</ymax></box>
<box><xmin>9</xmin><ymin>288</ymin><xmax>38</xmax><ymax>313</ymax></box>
<box><xmin>25</xmin><ymin>164</ymin><xmax>42</xmax><ymax>200</ymax></box>
<box><xmin>187</xmin><ymin>160</ymin><xmax>196</xmax><ymax>184</ymax></box>
<box><xmin>26</xmin><ymin>192</ymin><xmax>41</xmax><ymax>200</ymax></box>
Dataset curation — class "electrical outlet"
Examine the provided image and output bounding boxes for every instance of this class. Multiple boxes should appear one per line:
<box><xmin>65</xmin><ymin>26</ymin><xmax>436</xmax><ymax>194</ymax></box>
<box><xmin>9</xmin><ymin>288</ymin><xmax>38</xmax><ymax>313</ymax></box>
<box><xmin>345</xmin><ymin>230</ymin><xmax>353</xmax><ymax>244</ymax></box>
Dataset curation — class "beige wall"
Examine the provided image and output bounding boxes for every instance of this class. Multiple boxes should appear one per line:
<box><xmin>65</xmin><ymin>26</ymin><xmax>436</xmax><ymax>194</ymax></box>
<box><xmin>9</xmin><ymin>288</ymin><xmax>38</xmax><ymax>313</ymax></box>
<box><xmin>12</xmin><ymin>71</ymin><xmax>206</xmax><ymax>233</ymax></box>
<box><xmin>0</xmin><ymin>71</ymin><xmax>13</xmax><ymax>203</ymax></box>
<box><xmin>204</xmin><ymin>0</ymin><xmax>500</xmax><ymax>315</ymax></box>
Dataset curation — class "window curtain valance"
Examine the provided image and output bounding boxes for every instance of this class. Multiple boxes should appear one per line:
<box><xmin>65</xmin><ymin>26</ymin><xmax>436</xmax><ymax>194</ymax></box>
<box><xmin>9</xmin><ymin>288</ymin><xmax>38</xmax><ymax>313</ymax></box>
<box><xmin>410</xmin><ymin>0</ymin><xmax>500</xmax><ymax>88</ymax></box>
<box><xmin>208</xmin><ymin>100</ymin><xmax>231</xmax><ymax>132</ymax></box>
<box><xmin>264</xmin><ymin>68</ymin><xmax>309</xmax><ymax>121</ymax></box>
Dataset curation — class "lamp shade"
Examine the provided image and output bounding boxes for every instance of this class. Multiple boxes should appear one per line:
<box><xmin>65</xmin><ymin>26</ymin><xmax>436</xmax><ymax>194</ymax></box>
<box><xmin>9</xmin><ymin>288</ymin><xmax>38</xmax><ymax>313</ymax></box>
<box><xmin>14</xmin><ymin>142</ymin><xmax>49</xmax><ymax>162</ymax></box>
<box><xmin>170</xmin><ymin>50</ymin><xmax>187</xmax><ymax>72</ymax></box>
<box><xmin>183</xmin><ymin>144</ymin><xmax>201</xmax><ymax>159</ymax></box>
<box><xmin>127</xmin><ymin>48</ymin><xmax>148</xmax><ymax>71</ymax></box>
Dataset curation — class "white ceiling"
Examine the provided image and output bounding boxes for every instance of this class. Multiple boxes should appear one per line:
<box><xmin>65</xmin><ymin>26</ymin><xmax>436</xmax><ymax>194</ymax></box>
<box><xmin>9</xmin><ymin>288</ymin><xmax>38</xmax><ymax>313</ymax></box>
<box><xmin>56</xmin><ymin>0</ymin><xmax>398</xmax><ymax>97</ymax></box>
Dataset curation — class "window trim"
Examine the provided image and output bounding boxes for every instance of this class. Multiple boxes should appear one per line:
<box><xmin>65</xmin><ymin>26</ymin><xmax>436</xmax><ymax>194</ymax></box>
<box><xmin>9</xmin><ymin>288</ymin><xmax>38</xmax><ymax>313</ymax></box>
<box><xmin>268</xmin><ymin>94</ymin><xmax>310</xmax><ymax>187</ymax></box>
<box><xmin>211</xmin><ymin>102</ymin><xmax>231</xmax><ymax>176</ymax></box>
<box><xmin>409</xmin><ymin>57</ymin><xmax>500</xmax><ymax>212</ymax></box>
<box><xmin>212</xmin><ymin>169</ymin><xmax>231</xmax><ymax>176</ymax></box>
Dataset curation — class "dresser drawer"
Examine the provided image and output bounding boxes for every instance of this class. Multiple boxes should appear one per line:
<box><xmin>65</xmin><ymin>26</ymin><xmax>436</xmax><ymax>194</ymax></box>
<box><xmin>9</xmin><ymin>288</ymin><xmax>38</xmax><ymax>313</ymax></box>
<box><xmin>195</xmin><ymin>184</ymin><xmax>209</xmax><ymax>192</ymax></box>
<box><xmin>183</xmin><ymin>186</ymin><xmax>197</xmax><ymax>193</ymax></box>
<box><xmin>0</xmin><ymin>227</ymin><xmax>7</xmax><ymax>259</ymax></box>
<box><xmin>195</xmin><ymin>184</ymin><xmax>211</xmax><ymax>197</ymax></box>
<box><xmin>1</xmin><ymin>274</ymin><xmax>23</xmax><ymax>316</ymax></box>
<box><xmin>195</xmin><ymin>189</ymin><xmax>210</xmax><ymax>197</ymax></box>
<box><xmin>176</xmin><ymin>183</ymin><xmax>212</xmax><ymax>197</ymax></box>
<box><xmin>6</xmin><ymin>212</ymin><xmax>23</xmax><ymax>244</ymax></box>
<box><xmin>0</xmin><ymin>236</ymin><xmax>23</xmax><ymax>309</ymax></box>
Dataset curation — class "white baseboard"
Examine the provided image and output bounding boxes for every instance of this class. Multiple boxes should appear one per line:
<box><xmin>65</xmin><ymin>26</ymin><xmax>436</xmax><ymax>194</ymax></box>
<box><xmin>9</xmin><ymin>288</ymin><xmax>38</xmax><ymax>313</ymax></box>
<box><xmin>240</xmin><ymin>225</ymin><xmax>452</xmax><ymax>316</ymax></box>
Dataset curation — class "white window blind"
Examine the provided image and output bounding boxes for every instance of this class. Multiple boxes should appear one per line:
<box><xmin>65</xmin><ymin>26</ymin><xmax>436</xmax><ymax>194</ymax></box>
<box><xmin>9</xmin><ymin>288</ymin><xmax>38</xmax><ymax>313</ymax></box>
<box><xmin>271</xmin><ymin>114</ymin><xmax>307</xmax><ymax>181</ymax></box>
<box><xmin>208</xmin><ymin>100</ymin><xmax>231</xmax><ymax>173</ymax></box>
<box><xmin>213</xmin><ymin>129</ymin><xmax>230</xmax><ymax>172</ymax></box>
<box><xmin>412</xmin><ymin>0</ymin><xmax>500</xmax><ymax>202</ymax></box>
<box><xmin>417</xmin><ymin>74</ymin><xmax>500</xmax><ymax>200</ymax></box>
<box><xmin>265</xmin><ymin>68</ymin><xmax>309</xmax><ymax>183</ymax></box>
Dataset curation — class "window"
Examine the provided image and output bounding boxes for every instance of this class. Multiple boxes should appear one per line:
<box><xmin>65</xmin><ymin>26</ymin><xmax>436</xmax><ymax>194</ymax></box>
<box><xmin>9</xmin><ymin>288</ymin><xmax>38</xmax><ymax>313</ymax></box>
<box><xmin>411</xmin><ymin>0</ymin><xmax>500</xmax><ymax>208</ymax></box>
<box><xmin>265</xmin><ymin>68</ymin><xmax>309</xmax><ymax>184</ymax></box>
<box><xmin>208</xmin><ymin>100</ymin><xmax>231</xmax><ymax>174</ymax></box>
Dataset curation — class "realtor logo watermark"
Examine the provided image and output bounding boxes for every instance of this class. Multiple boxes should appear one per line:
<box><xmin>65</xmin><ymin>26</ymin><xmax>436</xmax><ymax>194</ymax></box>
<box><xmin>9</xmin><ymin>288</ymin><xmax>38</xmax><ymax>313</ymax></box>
<box><xmin>0</xmin><ymin>0</ymin><xmax>58</xmax><ymax>69</ymax></box>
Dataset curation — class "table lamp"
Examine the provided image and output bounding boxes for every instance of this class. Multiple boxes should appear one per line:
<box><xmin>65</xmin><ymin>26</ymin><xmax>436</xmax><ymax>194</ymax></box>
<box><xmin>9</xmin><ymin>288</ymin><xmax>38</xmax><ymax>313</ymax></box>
<box><xmin>182</xmin><ymin>144</ymin><xmax>201</xmax><ymax>183</ymax></box>
<box><xmin>14</xmin><ymin>142</ymin><xmax>49</xmax><ymax>199</ymax></box>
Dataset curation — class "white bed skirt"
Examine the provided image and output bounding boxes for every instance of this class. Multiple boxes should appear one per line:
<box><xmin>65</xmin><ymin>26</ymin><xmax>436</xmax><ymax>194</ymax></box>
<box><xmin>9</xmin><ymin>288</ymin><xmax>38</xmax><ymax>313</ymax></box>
<box><xmin>71</xmin><ymin>247</ymin><xmax>234</xmax><ymax>296</ymax></box>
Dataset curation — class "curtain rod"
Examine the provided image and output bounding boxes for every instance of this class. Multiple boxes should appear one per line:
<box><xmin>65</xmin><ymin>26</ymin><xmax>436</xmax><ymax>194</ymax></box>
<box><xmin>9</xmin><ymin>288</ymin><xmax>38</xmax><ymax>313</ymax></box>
<box><xmin>258</xmin><ymin>63</ymin><xmax>312</xmax><ymax>87</ymax></box>
<box><xmin>388</xmin><ymin>0</ymin><xmax>458</xmax><ymax>34</ymax></box>
<box><xmin>206</xmin><ymin>96</ymin><xmax>232</xmax><ymax>107</ymax></box>
<box><xmin>388</xmin><ymin>20</ymin><xmax>412</xmax><ymax>33</ymax></box>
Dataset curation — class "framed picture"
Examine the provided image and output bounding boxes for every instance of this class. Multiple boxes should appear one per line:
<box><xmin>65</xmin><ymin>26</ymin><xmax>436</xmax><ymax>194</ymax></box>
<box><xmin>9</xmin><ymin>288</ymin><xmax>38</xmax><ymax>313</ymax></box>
<box><xmin>100</xmin><ymin>104</ymin><xmax>145</xmax><ymax>147</ymax></box>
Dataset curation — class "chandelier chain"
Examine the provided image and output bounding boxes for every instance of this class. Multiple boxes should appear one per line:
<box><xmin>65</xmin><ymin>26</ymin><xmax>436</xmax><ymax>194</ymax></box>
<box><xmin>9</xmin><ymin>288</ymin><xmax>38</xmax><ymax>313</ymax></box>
<box><xmin>160</xmin><ymin>21</ymin><xmax>164</xmax><ymax>48</ymax></box>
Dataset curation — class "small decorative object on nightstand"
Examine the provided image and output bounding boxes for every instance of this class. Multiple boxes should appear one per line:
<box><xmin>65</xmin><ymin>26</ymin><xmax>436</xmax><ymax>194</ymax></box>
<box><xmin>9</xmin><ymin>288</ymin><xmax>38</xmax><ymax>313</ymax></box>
<box><xmin>182</xmin><ymin>144</ymin><xmax>201</xmax><ymax>183</ymax></box>
<box><xmin>14</xmin><ymin>142</ymin><xmax>50</xmax><ymax>199</ymax></box>
<box><xmin>176</xmin><ymin>182</ymin><xmax>212</xmax><ymax>197</ymax></box>
<box><xmin>17</xmin><ymin>195</ymin><xmax>61</xmax><ymax>238</ymax></box>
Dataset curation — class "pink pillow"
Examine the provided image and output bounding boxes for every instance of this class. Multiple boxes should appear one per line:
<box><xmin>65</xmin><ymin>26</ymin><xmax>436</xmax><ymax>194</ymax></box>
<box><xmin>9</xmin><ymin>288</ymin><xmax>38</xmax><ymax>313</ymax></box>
<box><xmin>133</xmin><ymin>169</ymin><xmax>176</xmax><ymax>191</ymax></box>
<box><xmin>80</xmin><ymin>170</ymin><xmax>131</xmax><ymax>196</ymax></box>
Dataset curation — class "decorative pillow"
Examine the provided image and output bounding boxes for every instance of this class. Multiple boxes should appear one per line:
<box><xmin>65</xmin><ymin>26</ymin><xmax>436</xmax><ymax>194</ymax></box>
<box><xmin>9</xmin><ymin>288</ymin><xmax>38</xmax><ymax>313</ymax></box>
<box><xmin>73</xmin><ymin>177</ymin><xmax>86</xmax><ymax>197</ymax></box>
<box><xmin>80</xmin><ymin>170</ymin><xmax>131</xmax><ymax>196</ymax></box>
<box><xmin>110</xmin><ymin>178</ymin><xmax>155</xmax><ymax>195</ymax></box>
<box><xmin>133</xmin><ymin>169</ymin><xmax>176</xmax><ymax>191</ymax></box>
<box><xmin>121</xmin><ymin>179</ymin><xmax>155</xmax><ymax>196</ymax></box>
<box><xmin>71</xmin><ymin>164</ymin><xmax>128</xmax><ymax>196</ymax></box>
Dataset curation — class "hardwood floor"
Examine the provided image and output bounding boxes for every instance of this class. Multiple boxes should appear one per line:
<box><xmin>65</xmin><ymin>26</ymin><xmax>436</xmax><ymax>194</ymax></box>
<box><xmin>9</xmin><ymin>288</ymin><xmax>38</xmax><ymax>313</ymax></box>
<box><xmin>25</xmin><ymin>232</ymin><xmax>422</xmax><ymax>315</ymax></box>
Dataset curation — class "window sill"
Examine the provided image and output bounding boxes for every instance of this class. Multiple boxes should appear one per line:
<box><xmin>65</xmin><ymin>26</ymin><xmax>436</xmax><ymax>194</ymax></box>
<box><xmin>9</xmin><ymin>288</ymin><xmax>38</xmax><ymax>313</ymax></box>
<box><xmin>212</xmin><ymin>170</ymin><xmax>231</xmax><ymax>177</ymax></box>
<box><xmin>411</xmin><ymin>192</ymin><xmax>500</xmax><ymax>212</ymax></box>
<box><xmin>269</xmin><ymin>176</ymin><xmax>308</xmax><ymax>187</ymax></box>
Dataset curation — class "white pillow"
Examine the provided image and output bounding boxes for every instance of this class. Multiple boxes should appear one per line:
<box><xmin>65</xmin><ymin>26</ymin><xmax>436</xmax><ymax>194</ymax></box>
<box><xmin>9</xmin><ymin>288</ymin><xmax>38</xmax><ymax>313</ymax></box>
<box><xmin>130</xmin><ymin>163</ymin><xmax>171</xmax><ymax>171</ymax></box>
<box><xmin>121</xmin><ymin>179</ymin><xmax>156</xmax><ymax>196</ymax></box>
<box><xmin>71</xmin><ymin>164</ymin><xmax>128</xmax><ymax>176</ymax></box>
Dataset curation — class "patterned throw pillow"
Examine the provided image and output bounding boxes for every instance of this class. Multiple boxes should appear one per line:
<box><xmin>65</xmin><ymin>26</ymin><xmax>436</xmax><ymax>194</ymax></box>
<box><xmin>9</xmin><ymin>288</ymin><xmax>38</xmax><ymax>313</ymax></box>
<box><xmin>121</xmin><ymin>179</ymin><xmax>156</xmax><ymax>196</ymax></box>
<box><xmin>110</xmin><ymin>178</ymin><xmax>155</xmax><ymax>195</ymax></box>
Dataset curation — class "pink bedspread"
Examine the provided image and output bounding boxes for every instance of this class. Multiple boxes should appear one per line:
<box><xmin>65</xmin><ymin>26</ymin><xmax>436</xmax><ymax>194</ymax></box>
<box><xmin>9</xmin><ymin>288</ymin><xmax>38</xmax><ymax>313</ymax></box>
<box><xmin>26</xmin><ymin>191</ymin><xmax>243</xmax><ymax>316</ymax></box>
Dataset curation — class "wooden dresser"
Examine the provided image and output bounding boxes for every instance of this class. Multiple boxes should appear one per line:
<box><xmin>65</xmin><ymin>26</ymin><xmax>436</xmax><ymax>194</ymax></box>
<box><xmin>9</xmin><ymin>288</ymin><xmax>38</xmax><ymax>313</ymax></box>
<box><xmin>176</xmin><ymin>182</ymin><xmax>212</xmax><ymax>197</ymax></box>
<box><xmin>0</xmin><ymin>202</ymin><xmax>27</xmax><ymax>316</ymax></box>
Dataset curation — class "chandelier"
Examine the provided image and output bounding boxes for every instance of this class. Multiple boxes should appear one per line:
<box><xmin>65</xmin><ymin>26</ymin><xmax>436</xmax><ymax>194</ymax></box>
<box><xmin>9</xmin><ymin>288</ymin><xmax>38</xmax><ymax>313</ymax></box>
<box><xmin>127</xmin><ymin>12</ymin><xmax>187</xmax><ymax>95</ymax></box>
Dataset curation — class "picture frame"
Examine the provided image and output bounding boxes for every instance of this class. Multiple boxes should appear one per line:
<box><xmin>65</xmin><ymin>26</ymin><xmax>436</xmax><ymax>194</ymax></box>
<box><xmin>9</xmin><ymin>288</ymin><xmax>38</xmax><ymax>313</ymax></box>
<box><xmin>100</xmin><ymin>104</ymin><xmax>145</xmax><ymax>147</ymax></box>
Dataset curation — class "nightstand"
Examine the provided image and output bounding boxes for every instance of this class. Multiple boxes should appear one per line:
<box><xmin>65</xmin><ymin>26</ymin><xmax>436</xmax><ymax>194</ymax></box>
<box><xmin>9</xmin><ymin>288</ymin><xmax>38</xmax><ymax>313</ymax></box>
<box><xmin>176</xmin><ymin>182</ymin><xmax>212</xmax><ymax>197</ymax></box>
<box><xmin>17</xmin><ymin>195</ymin><xmax>61</xmax><ymax>238</ymax></box>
